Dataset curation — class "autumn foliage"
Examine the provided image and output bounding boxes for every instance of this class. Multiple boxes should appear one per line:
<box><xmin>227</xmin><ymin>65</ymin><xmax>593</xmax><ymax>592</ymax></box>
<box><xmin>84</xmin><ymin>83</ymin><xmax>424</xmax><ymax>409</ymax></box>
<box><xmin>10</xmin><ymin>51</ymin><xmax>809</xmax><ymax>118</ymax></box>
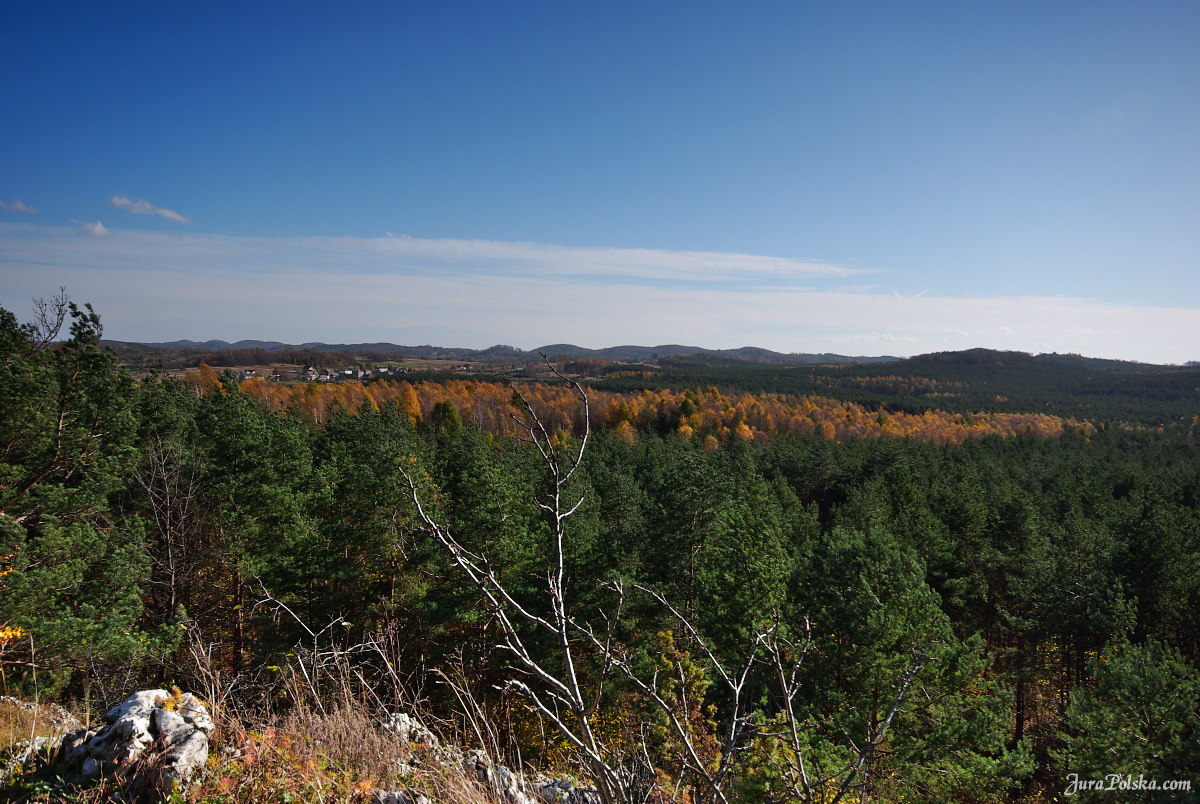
<box><xmin>225</xmin><ymin>372</ymin><xmax>1089</xmax><ymax>445</ymax></box>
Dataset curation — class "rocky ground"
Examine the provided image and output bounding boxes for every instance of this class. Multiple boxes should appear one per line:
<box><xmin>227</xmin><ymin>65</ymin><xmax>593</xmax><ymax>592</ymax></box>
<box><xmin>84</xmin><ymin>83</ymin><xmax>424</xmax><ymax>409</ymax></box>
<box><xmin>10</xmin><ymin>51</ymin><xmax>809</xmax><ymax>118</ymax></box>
<box><xmin>2</xmin><ymin>690</ymin><xmax>602</xmax><ymax>803</ymax></box>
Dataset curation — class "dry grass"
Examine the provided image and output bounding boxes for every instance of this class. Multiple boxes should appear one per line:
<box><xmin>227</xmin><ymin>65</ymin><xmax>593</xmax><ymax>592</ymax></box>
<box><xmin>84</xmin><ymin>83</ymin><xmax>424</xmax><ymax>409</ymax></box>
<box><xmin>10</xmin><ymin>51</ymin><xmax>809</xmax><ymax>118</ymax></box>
<box><xmin>0</xmin><ymin>623</ymin><xmax>589</xmax><ymax>803</ymax></box>
<box><xmin>0</xmin><ymin>689</ymin><xmax>510</xmax><ymax>804</ymax></box>
<box><xmin>185</xmin><ymin>703</ymin><xmax>500</xmax><ymax>804</ymax></box>
<box><xmin>274</xmin><ymin>704</ymin><xmax>412</xmax><ymax>789</ymax></box>
<box><xmin>0</xmin><ymin>696</ymin><xmax>80</xmax><ymax>753</ymax></box>
<box><xmin>0</xmin><ymin>689</ymin><xmax>597</xmax><ymax>804</ymax></box>
<box><xmin>1</xmin><ymin>698</ymin><xmax>46</xmax><ymax>754</ymax></box>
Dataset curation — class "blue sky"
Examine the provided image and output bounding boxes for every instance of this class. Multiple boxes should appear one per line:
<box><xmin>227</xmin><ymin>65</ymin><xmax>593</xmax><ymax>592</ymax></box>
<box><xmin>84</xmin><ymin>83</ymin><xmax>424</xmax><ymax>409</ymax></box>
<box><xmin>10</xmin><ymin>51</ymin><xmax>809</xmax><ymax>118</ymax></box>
<box><xmin>2</xmin><ymin>1</ymin><xmax>1198</xmax><ymax>361</ymax></box>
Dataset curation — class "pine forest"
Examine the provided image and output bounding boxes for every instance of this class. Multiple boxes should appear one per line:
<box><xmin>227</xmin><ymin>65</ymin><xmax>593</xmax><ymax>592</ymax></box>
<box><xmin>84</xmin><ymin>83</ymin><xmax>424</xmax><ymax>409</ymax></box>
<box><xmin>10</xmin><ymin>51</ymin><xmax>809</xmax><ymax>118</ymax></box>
<box><xmin>2</xmin><ymin>297</ymin><xmax>1199</xmax><ymax>803</ymax></box>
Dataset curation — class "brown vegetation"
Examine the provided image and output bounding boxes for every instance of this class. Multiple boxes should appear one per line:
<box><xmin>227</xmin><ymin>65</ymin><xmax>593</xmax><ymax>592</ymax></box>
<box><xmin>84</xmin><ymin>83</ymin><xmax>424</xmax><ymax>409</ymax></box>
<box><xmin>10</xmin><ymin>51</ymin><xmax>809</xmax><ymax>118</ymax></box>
<box><xmin>216</xmin><ymin>373</ymin><xmax>1090</xmax><ymax>443</ymax></box>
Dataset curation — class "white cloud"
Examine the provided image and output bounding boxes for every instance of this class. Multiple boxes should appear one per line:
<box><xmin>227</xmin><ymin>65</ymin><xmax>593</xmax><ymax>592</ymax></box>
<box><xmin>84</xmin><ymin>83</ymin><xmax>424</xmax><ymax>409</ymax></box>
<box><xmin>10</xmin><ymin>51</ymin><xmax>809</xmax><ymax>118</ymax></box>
<box><xmin>109</xmin><ymin>195</ymin><xmax>191</xmax><ymax>223</ymax></box>
<box><xmin>1</xmin><ymin>224</ymin><xmax>1197</xmax><ymax>364</ymax></box>
<box><xmin>315</xmin><ymin>235</ymin><xmax>867</xmax><ymax>284</ymax></box>
<box><xmin>70</xmin><ymin>219</ymin><xmax>111</xmax><ymax>237</ymax></box>
<box><xmin>0</xmin><ymin>199</ymin><xmax>38</xmax><ymax>214</ymax></box>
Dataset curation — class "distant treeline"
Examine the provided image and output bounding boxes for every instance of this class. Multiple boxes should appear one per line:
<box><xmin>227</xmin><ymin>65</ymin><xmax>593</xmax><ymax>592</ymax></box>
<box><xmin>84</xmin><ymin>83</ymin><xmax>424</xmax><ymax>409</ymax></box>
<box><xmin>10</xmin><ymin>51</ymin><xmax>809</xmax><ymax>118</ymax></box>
<box><xmin>110</xmin><ymin>341</ymin><xmax>1200</xmax><ymax>429</ymax></box>
<box><xmin>217</xmin><ymin>368</ymin><xmax>1091</xmax><ymax>445</ymax></box>
<box><xmin>589</xmin><ymin>350</ymin><xmax>1200</xmax><ymax>428</ymax></box>
<box><xmin>191</xmin><ymin>348</ymin><xmax>356</xmax><ymax>368</ymax></box>
<box><xmin>107</xmin><ymin>344</ymin><xmax>398</xmax><ymax>370</ymax></box>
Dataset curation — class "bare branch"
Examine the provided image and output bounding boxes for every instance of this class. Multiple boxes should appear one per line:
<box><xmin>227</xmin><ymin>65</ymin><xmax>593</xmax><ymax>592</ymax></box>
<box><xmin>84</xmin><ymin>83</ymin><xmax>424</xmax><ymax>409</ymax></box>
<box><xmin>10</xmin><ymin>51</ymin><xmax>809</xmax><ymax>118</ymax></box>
<box><xmin>29</xmin><ymin>287</ymin><xmax>69</xmax><ymax>354</ymax></box>
<box><xmin>829</xmin><ymin>636</ymin><xmax>935</xmax><ymax>804</ymax></box>
<box><xmin>397</xmin><ymin>429</ymin><xmax>629</xmax><ymax>803</ymax></box>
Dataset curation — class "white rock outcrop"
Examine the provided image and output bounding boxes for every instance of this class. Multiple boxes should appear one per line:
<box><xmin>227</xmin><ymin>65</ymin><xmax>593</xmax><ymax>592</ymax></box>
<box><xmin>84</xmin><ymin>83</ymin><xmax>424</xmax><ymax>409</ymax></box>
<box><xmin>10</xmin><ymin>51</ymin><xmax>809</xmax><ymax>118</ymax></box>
<box><xmin>59</xmin><ymin>689</ymin><xmax>215</xmax><ymax>792</ymax></box>
<box><xmin>375</xmin><ymin>712</ymin><xmax>599</xmax><ymax>804</ymax></box>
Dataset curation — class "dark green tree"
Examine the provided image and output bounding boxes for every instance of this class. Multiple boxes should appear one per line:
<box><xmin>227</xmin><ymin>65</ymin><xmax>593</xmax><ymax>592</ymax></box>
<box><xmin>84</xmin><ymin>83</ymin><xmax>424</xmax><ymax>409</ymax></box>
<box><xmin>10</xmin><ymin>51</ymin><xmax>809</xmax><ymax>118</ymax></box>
<box><xmin>1056</xmin><ymin>637</ymin><xmax>1200</xmax><ymax>801</ymax></box>
<box><xmin>787</xmin><ymin>526</ymin><xmax>1031</xmax><ymax>801</ymax></box>
<box><xmin>0</xmin><ymin>297</ymin><xmax>178</xmax><ymax>689</ymax></box>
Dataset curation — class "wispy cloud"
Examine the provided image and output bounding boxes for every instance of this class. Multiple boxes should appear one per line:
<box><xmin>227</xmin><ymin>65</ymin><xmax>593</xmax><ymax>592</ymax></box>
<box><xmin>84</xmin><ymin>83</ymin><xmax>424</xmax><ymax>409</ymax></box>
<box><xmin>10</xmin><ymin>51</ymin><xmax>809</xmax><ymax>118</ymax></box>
<box><xmin>69</xmin><ymin>219</ymin><xmax>111</xmax><ymax>237</ymax></box>
<box><xmin>1</xmin><ymin>224</ymin><xmax>1197</xmax><ymax>363</ymax></box>
<box><xmin>109</xmin><ymin>195</ymin><xmax>191</xmax><ymax>223</ymax></box>
<box><xmin>0</xmin><ymin>199</ymin><xmax>38</xmax><ymax>214</ymax></box>
<box><xmin>360</xmin><ymin>234</ymin><xmax>867</xmax><ymax>285</ymax></box>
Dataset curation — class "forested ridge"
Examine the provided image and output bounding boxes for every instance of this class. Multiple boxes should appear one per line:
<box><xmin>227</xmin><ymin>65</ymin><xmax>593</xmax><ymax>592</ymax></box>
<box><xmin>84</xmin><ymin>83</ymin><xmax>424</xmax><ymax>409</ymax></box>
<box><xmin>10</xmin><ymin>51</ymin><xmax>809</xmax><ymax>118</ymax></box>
<box><xmin>110</xmin><ymin>337</ymin><xmax>1200</xmax><ymax>429</ymax></box>
<box><xmin>2</xmin><ymin>299</ymin><xmax>1199</xmax><ymax>802</ymax></box>
<box><xmin>586</xmin><ymin>351</ymin><xmax>1200</xmax><ymax>429</ymax></box>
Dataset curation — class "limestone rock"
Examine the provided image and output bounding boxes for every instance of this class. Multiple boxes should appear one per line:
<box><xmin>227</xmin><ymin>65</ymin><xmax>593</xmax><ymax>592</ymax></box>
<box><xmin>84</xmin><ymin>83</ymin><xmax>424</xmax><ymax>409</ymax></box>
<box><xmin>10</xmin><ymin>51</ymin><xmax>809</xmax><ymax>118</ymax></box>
<box><xmin>176</xmin><ymin>692</ymin><xmax>216</xmax><ymax>734</ymax></box>
<box><xmin>382</xmin><ymin>712</ymin><xmax>437</xmax><ymax>747</ymax></box>
<box><xmin>382</xmin><ymin>711</ymin><xmax>462</xmax><ymax>766</ymax></box>
<box><xmin>532</xmin><ymin>778</ymin><xmax>601</xmax><ymax>804</ymax></box>
<box><xmin>56</xmin><ymin>688</ymin><xmax>214</xmax><ymax>794</ymax></box>
<box><xmin>372</xmin><ymin>789</ymin><xmax>430</xmax><ymax>804</ymax></box>
<box><xmin>374</xmin><ymin>712</ymin><xmax>601</xmax><ymax>804</ymax></box>
<box><xmin>153</xmin><ymin>707</ymin><xmax>194</xmax><ymax>746</ymax></box>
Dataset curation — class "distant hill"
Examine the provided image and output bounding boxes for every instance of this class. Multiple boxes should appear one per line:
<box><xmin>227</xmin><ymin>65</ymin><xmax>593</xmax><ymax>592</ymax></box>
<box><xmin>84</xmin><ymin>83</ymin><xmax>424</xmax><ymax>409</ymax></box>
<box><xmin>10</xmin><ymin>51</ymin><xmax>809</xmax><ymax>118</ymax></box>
<box><xmin>587</xmin><ymin>348</ymin><xmax>1200</xmax><ymax>427</ymax></box>
<box><xmin>527</xmin><ymin>343</ymin><xmax>897</xmax><ymax>364</ymax></box>
<box><xmin>104</xmin><ymin>338</ymin><xmax>900</xmax><ymax>366</ymax></box>
<box><xmin>149</xmin><ymin>339</ymin><xmax>292</xmax><ymax>351</ymax></box>
<box><xmin>100</xmin><ymin>340</ymin><xmax>1199</xmax><ymax>426</ymax></box>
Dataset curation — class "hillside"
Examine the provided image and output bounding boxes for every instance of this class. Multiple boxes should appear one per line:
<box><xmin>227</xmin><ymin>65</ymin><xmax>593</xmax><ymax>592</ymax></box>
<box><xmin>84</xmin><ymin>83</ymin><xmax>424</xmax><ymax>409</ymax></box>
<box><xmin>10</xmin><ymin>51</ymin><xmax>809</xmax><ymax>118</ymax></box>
<box><xmin>587</xmin><ymin>348</ymin><xmax>1200</xmax><ymax>428</ymax></box>
<box><xmin>102</xmin><ymin>337</ymin><xmax>898</xmax><ymax>370</ymax></box>
<box><xmin>106</xmin><ymin>337</ymin><xmax>1198</xmax><ymax>428</ymax></box>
